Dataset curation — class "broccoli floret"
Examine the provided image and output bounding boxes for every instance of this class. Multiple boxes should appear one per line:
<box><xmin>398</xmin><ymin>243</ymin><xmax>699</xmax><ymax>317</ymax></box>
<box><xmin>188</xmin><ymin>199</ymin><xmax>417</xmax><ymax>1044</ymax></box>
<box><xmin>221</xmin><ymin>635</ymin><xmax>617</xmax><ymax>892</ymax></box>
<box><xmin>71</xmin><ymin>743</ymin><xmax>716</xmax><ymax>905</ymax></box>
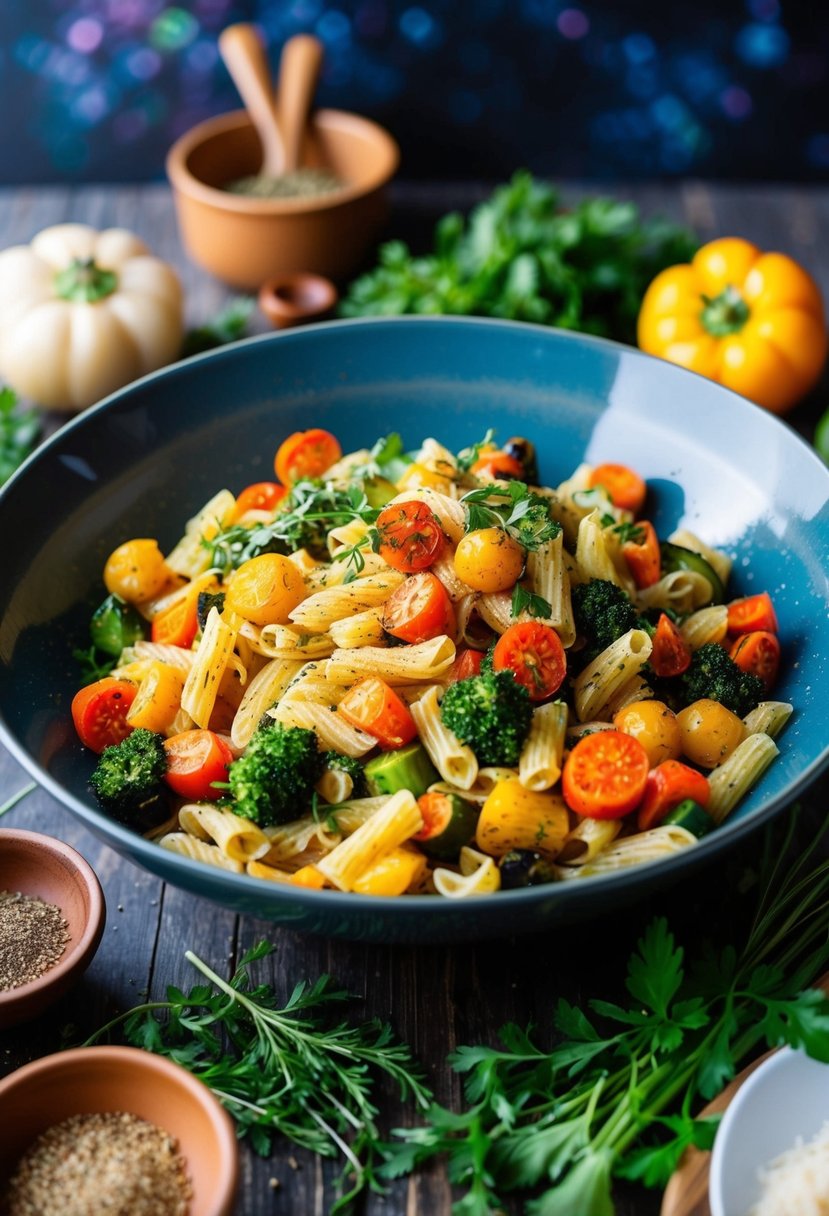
<box><xmin>571</xmin><ymin>578</ymin><xmax>642</xmax><ymax>669</ymax></box>
<box><xmin>479</xmin><ymin>643</ymin><xmax>496</xmax><ymax>676</ymax></box>
<box><xmin>323</xmin><ymin>750</ymin><xmax>367</xmax><ymax>797</ymax></box>
<box><xmin>678</xmin><ymin>642</ymin><xmax>764</xmax><ymax>717</ymax></box>
<box><xmin>441</xmin><ymin>670</ymin><xmax>532</xmax><ymax>766</ymax></box>
<box><xmin>89</xmin><ymin>728</ymin><xmax>170</xmax><ymax>828</ymax></box>
<box><xmin>228</xmin><ymin>723</ymin><xmax>323</xmax><ymax>826</ymax></box>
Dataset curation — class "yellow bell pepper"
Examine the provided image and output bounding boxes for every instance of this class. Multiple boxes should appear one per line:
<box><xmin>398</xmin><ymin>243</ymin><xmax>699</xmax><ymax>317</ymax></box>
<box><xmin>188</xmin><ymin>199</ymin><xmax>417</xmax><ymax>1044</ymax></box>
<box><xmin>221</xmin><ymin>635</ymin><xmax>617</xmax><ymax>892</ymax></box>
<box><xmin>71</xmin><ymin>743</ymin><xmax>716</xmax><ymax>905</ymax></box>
<box><xmin>637</xmin><ymin>237</ymin><xmax>827</xmax><ymax>414</ymax></box>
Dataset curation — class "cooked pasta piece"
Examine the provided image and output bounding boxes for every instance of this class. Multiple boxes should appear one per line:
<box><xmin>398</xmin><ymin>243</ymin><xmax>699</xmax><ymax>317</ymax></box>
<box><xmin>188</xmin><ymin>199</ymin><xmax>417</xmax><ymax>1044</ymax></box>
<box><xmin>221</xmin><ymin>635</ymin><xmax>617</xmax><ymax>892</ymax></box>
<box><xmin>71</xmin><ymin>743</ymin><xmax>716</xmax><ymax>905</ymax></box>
<box><xmin>269</xmin><ymin>700</ymin><xmax>376</xmax><ymax>757</ymax></box>
<box><xmin>431</xmin><ymin>554</ymin><xmax>473</xmax><ymax>602</ymax></box>
<box><xmin>602</xmin><ymin>674</ymin><xmax>654</xmax><ymax>717</ymax></box>
<box><xmin>432</xmin><ymin>846</ymin><xmax>501</xmax><ymax>897</ymax></box>
<box><xmin>178</xmin><ymin>804</ymin><xmax>271</xmax><ymax>862</ymax></box>
<box><xmin>329</xmin><ymin>606</ymin><xmax>386</xmax><ymax>649</ymax></box>
<box><xmin>668</xmin><ymin>528</ymin><xmax>733</xmax><ymax>585</ymax></box>
<box><xmin>477</xmin><ymin>592</ymin><xmax>512</xmax><ymax>634</ymax></box>
<box><xmin>526</xmin><ymin>532</ymin><xmax>576</xmax><ymax>647</ymax></box>
<box><xmin>316</xmin><ymin>790</ymin><xmax>423</xmax><ymax>892</ymax></box>
<box><xmin>742</xmin><ymin>701</ymin><xmax>793</xmax><ymax>739</ymax></box>
<box><xmin>126</xmin><ymin>641</ymin><xmax>197</xmax><ymax>671</ymax></box>
<box><xmin>410</xmin><ymin>686</ymin><xmax>478</xmax><ymax>790</ymax></box>
<box><xmin>519</xmin><ymin>702</ymin><xmax>568</xmax><ymax>791</ymax></box>
<box><xmin>573</xmin><ymin>628</ymin><xmax>653</xmax><ymax>722</ymax></box>
<box><xmin>327</xmin><ymin>517</ymin><xmax>371</xmax><ymax>558</ymax></box>
<box><xmin>555</xmin><ymin>825</ymin><xmax>697</xmax><ymax>877</ymax></box>
<box><xmin>166</xmin><ymin>489</ymin><xmax>236</xmax><ymax>579</ymax></box>
<box><xmin>262</xmin><ymin>817</ymin><xmax>333</xmax><ymax>865</ymax></box>
<box><xmin>575</xmin><ymin>510</ymin><xmax>631</xmax><ymax>592</ymax></box>
<box><xmin>251</xmin><ymin>623</ymin><xmax>335</xmax><ymax>660</ymax></box>
<box><xmin>707</xmin><ymin>733</ymin><xmax>779</xmax><ymax>823</ymax></box>
<box><xmin>557</xmin><ymin>818</ymin><xmax>622</xmax><ymax>865</ymax></box>
<box><xmin>158</xmin><ymin>832</ymin><xmax>244</xmax><ymax>873</ymax></box>
<box><xmin>316</xmin><ymin>765</ymin><xmax>354</xmax><ymax>805</ymax></box>
<box><xmin>326</xmin><ymin>635</ymin><xmax>456</xmax><ymax>685</ymax></box>
<box><xmin>180</xmin><ymin>607</ymin><xmax>239</xmax><ymax>728</ymax></box>
<box><xmin>289</xmin><ymin>571</ymin><xmax>405</xmax><ymax>632</ymax></box>
<box><xmin>680</xmin><ymin>605</ymin><xmax>729</xmax><ymax>650</ymax></box>
<box><xmin>636</xmin><ymin>570</ymin><xmax>713</xmax><ymax>615</ymax></box>
<box><xmin>245</xmin><ymin>860</ymin><xmax>298</xmax><ymax>884</ymax></box>
<box><xmin>230</xmin><ymin>658</ymin><xmax>303</xmax><ymax>750</ymax></box>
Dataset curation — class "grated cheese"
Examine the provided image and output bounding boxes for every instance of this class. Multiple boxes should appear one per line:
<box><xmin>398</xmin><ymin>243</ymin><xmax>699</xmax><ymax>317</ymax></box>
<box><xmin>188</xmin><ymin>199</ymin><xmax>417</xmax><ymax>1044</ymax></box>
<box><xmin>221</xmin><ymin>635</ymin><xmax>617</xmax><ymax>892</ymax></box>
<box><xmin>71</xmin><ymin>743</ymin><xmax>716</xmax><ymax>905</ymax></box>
<box><xmin>751</xmin><ymin>1121</ymin><xmax>829</xmax><ymax>1216</ymax></box>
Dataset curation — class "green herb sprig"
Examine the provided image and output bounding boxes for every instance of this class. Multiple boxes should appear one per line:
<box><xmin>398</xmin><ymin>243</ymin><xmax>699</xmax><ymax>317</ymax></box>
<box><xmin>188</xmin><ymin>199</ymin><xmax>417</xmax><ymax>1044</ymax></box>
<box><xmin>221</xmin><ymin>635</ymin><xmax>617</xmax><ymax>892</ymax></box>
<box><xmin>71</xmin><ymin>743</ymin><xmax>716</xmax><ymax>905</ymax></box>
<box><xmin>381</xmin><ymin>811</ymin><xmax>829</xmax><ymax>1213</ymax></box>
<box><xmin>461</xmin><ymin>480</ymin><xmax>561</xmax><ymax>551</ymax></box>
<box><xmin>0</xmin><ymin>386</ymin><xmax>41</xmax><ymax>486</ymax></box>
<box><xmin>340</xmin><ymin>172</ymin><xmax>697</xmax><ymax>344</ymax></box>
<box><xmin>511</xmin><ymin>585</ymin><xmax>553</xmax><ymax>619</ymax></box>
<box><xmin>207</xmin><ymin>480</ymin><xmax>380</xmax><ymax>576</ymax></box>
<box><xmin>85</xmin><ymin>941</ymin><xmax>431</xmax><ymax>1212</ymax></box>
<box><xmin>181</xmin><ymin>298</ymin><xmax>255</xmax><ymax>359</ymax></box>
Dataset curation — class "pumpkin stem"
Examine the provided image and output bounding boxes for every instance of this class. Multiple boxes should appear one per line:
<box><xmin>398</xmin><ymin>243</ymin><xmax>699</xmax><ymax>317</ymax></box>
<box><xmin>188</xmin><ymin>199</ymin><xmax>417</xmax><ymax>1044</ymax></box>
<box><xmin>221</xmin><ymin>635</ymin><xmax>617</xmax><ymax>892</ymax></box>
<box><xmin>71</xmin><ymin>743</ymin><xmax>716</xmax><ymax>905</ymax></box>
<box><xmin>700</xmin><ymin>285</ymin><xmax>750</xmax><ymax>337</ymax></box>
<box><xmin>53</xmin><ymin>258</ymin><xmax>118</xmax><ymax>304</ymax></box>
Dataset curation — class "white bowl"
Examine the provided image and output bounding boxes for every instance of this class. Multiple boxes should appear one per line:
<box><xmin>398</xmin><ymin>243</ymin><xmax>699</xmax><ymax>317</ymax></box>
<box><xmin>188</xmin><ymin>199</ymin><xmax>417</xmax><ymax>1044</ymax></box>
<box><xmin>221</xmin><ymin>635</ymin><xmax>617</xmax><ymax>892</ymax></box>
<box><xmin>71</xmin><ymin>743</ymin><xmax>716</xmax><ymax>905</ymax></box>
<box><xmin>710</xmin><ymin>1047</ymin><xmax>829</xmax><ymax>1216</ymax></box>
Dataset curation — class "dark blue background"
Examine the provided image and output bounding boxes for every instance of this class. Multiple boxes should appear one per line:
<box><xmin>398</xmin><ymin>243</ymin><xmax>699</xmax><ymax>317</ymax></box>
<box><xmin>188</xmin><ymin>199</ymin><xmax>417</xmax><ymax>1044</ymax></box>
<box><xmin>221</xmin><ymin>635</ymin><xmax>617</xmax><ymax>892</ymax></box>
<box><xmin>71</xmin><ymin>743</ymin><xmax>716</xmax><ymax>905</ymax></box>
<box><xmin>0</xmin><ymin>0</ymin><xmax>826</xmax><ymax>183</ymax></box>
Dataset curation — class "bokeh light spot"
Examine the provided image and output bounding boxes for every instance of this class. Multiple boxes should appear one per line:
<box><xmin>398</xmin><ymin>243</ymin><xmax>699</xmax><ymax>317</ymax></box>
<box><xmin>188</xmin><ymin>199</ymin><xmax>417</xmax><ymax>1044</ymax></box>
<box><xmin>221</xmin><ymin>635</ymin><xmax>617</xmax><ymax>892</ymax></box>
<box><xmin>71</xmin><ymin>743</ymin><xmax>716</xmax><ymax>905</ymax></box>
<box><xmin>720</xmin><ymin>85</ymin><xmax>753</xmax><ymax>119</ymax></box>
<box><xmin>735</xmin><ymin>22</ymin><xmax>789</xmax><ymax>68</ymax></box>
<box><xmin>66</xmin><ymin>19</ymin><xmax>104</xmax><ymax>55</ymax></box>
<box><xmin>150</xmin><ymin>8</ymin><xmax>200</xmax><ymax>53</ymax></box>
<box><xmin>557</xmin><ymin>9</ymin><xmax>590</xmax><ymax>40</ymax></box>
<box><xmin>400</xmin><ymin>6</ymin><xmax>440</xmax><ymax>47</ymax></box>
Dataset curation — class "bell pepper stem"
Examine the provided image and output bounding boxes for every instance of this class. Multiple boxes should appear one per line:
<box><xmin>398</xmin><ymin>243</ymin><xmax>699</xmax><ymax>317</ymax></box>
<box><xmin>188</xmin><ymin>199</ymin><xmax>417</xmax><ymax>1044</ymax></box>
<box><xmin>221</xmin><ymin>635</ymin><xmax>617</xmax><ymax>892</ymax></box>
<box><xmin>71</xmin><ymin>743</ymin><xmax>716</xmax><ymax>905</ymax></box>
<box><xmin>700</xmin><ymin>285</ymin><xmax>750</xmax><ymax>337</ymax></box>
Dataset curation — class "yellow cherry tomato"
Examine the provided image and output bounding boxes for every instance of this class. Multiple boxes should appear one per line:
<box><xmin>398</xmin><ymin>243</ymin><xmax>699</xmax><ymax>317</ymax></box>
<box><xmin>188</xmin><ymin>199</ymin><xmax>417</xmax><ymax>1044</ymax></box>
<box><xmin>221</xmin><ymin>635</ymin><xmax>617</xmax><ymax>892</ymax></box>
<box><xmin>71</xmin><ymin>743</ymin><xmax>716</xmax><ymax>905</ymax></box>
<box><xmin>676</xmin><ymin>698</ymin><xmax>745</xmax><ymax>769</ymax></box>
<box><xmin>637</xmin><ymin>237</ymin><xmax>827</xmax><ymax>414</ymax></box>
<box><xmin>453</xmin><ymin>528</ymin><xmax>525</xmax><ymax>593</ymax></box>
<box><xmin>104</xmin><ymin>538</ymin><xmax>171</xmax><ymax>603</ymax></box>
<box><xmin>476</xmin><ymin>779</ymin><xmax>569</xmax><ymax>858</ymax></box>
<box><xmin>125</xmin><ymin>661</ymin><xmax>185</xmax><ymax>734</ymax></box>
<box><xmin>612</xmin><ymin>699</ymin><xmax>682</xmax><ymax>768</ymax></box>
<box><xmin>224</xmin><ymin>553</ymin><xmax>306</xmax><ymax>626</ymax></box>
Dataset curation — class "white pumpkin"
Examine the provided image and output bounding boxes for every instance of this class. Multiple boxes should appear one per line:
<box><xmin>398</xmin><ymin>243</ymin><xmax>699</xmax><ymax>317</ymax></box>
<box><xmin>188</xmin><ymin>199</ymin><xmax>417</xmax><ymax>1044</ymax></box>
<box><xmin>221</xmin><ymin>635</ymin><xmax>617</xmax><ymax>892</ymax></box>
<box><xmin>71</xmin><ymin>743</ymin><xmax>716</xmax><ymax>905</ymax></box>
<box><xmin>0</xmin><ymin>223</ymin><xmax>184</xmax><ymax>412</ymax></box>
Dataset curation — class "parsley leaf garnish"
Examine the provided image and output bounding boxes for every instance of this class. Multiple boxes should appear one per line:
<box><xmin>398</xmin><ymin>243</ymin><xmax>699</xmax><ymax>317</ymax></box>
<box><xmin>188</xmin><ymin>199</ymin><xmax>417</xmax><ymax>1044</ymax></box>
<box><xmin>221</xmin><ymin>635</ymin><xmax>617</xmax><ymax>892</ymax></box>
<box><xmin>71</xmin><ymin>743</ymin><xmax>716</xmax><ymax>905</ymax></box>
<box><xmin>0</xmin><ymin>386</ymin><xmax>41</xmax><ymax>485</ymax></box>
<box><xmin>511</xmin><ymin>584</ymin><xmax>553</xmax><ymax>619</ymax></box>
<box><xmin>461</xmin><ymin>480</ymin><xmax>561</xmax><ymax>551</ymax></box>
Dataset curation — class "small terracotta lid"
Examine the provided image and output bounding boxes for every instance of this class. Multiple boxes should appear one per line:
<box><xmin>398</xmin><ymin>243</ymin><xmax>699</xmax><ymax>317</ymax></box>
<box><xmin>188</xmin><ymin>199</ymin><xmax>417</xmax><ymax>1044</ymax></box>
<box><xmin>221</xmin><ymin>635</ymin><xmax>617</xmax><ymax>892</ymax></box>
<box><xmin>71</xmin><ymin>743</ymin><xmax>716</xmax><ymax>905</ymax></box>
<box><xmin>0</xmin><ymin>1046</ymin><xmax>239</xmax><ymax>1216</ymax></box>
<box><xmin>258</xmin><ymin>271</ymin><xmax>339</xmax><ymax>329</ymax></box>
<box><xmin>0</xmin><ymin>828</ymin><xmax>105</xmax><ymax>1029</ymax></box>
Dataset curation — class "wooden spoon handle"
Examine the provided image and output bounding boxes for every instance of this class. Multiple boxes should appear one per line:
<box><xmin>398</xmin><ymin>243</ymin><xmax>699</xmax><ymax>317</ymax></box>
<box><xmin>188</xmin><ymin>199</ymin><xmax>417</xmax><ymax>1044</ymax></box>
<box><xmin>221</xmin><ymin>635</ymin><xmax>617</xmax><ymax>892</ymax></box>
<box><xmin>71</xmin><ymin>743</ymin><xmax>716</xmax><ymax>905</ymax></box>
<box><xmin>276</xmin><ymin>34</ymin><xmax>324</xmax><ymax>174</ymax></box>
<box><xmin>218</xmin><ymin>23</ymin><xmax>284</xmax><ymax>176</ymax></box>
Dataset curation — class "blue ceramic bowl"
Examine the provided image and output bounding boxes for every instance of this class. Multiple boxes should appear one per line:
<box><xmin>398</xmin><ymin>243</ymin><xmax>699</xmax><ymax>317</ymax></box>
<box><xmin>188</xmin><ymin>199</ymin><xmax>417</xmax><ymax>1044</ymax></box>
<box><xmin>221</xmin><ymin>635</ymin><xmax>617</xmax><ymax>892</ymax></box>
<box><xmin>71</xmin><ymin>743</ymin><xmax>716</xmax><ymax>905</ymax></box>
<box><xmin>1</xmin><ymin>318</ymin><xmax>827</xmax><ymax>942</ymax></box>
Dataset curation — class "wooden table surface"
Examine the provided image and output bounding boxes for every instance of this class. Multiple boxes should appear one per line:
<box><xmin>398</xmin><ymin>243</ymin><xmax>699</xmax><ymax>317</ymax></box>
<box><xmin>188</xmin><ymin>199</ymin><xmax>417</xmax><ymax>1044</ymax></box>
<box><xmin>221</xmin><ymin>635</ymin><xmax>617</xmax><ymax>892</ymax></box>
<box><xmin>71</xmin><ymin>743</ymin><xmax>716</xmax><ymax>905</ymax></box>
<box><xmin>1</xmin><ymin>179</ymin><xmax>828</xmax><ymax>1216</ymax></box>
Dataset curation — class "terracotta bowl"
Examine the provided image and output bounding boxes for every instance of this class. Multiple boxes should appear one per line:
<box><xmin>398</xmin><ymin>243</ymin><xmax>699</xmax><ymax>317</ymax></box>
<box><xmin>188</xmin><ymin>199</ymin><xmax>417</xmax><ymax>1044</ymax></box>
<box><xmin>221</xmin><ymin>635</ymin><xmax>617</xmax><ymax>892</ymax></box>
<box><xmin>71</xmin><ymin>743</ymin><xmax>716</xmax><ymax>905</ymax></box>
<box><xmin>0</xmin><ymin>1046</ymin><xmax>239</xmax><ymax>1215</ymax></box>
<box><xmin>0</xmin><ymin>828</ymin><xmax>105</xmax><ymax>1029</ymax></box>
<box><xmin>166</xmin><ymin>107</ymin><xmax>399</xmax><ymax>289</ymax></box>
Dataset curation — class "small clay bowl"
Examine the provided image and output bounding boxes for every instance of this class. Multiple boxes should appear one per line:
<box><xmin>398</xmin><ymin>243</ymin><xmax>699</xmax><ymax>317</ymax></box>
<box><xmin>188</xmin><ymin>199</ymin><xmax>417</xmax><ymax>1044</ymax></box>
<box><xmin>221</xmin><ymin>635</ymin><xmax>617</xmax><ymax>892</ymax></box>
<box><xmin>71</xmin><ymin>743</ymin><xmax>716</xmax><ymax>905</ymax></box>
<box><xmin>258</xmin><ymin>270</ymin><xmax>338</xmax><ymax>329</ymax></box>
<box><xmin>0</xmin><ymin>828</ymin><xmax>105</xmax><ymax>1029</ymax></box>
<box><xmin>0</xmin><ymin>1046</ymin><xmax>239</xmax><ymax>1215</ymax></box>
<box><xmin>166</xmin><ymin>107</ymin><xmax>399</xmax><ymax>289</ymax></box>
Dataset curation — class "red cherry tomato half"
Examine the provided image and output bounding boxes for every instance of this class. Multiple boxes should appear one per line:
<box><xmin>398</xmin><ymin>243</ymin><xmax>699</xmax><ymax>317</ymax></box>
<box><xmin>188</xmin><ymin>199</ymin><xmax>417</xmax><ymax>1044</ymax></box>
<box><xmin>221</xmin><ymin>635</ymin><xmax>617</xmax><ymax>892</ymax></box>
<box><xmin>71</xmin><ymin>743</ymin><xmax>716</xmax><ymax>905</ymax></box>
<box><xmin>636</xmin><ymin>759</ymin><xmax>710</xmax><ymax>831</ymax></box>
<box><xmin>588</xmin><ymin>463</ymin><xmax>647</xmax><ymax>514</ymax></box>
<box><xmin>274</xmin><ymin>429</ymin><xmax>341</xmax><ymax>486</ymax></box>
<box><xmin>382</xmin><ymin>572</ymin><xmax>456</xmax><ymax>644</ymax></box>
<box><xmin>163</xmin><ymin>730</ymin><xmax>234</xmax><ymax>801</ymax></box>
<box><xmin>622</xmin><ymin>521</ymin><xmax>661</xmax><ymax>590</ymax></box>
<box><xmin>375</xmin><ymin>500</ymin><xmax>446</xmax><ymax>573</ymax></box>
<box><xmin>234</xmin><ymin>481</ymin><xmax>287</xmax><ymax>517</ymax></box>
<box><xmin>71</xmin><ymin>678</ymin><xmax>137</xmax><ymax>754</ymax></box>
<box><xmin>337</xmin><ymin>677</ymin><xmax>418</xmax><ymax>750</ymax></box>
<box><xmin>727</xmin><ymin>592</ymin><xmax>778</xmax><ymax>636</ymax></box>
<box><xmin>562</xmin><ymin>729</ymin><xmax>650</xmax><ymax>819</ymax></box>
<box><xmin>471</xmin><ymin>451</ymin><xmax>525</xmax><ymax>481</ymax></box>
<box><xmin>492</xmin><ymin>621</ymin><xmax>566</xmax><ymax>701</ymax></box>
<box><xmin>447</xmin><ymin>648</ymin><xmax>486</xmax><ymax>683</ymax></box>
<box><xmin>729</xmin><ymin>630</ymin><xmax>781</xmax><ymax>692</ymax></box>
<box><xmin>151</xmin><ymin>597</ymin><xmax>199</xmax><ymax>649</ymax></box>
<box><xmin>649</xmin><ymin>613</ymin><xmax>692</xmax><ymax>678</ymax></box>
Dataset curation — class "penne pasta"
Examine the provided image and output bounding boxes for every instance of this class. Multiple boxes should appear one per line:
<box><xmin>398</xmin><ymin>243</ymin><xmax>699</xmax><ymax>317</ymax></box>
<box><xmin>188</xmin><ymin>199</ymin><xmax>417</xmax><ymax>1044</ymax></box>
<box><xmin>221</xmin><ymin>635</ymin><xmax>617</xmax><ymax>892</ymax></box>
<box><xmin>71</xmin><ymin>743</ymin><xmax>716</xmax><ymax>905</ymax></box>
<box><xmin>519</xmin><ymin>702</ymin><xmax>568</xmax><ymax>791</ymax></box>
<box><xmin>325</xmin><ymin>635</ymin><xmax>456</xmax><ymax>685</ymax></box>
<box><xmin>707</xmin><ymin>733</ymin><xmax>779</xmax><ymax>824</ymax></box>
<box><xmin>178</xmin><ymin>804</ymin><xmax>271</xmax><ymax>862</ymax></box>
<box><xmin>410</xmin><ymin>686</ymin><xmax>478</xmax><ymax>790</ymax></box>
<box><xmin>573</xmin><ymin>628</ymin><xmax>653</xmax><ymax>722</ymax></box>
<box><xmin>315</xmin><ymin>790</ymin><xmax>423</xmax><ymax>892</ymax></box>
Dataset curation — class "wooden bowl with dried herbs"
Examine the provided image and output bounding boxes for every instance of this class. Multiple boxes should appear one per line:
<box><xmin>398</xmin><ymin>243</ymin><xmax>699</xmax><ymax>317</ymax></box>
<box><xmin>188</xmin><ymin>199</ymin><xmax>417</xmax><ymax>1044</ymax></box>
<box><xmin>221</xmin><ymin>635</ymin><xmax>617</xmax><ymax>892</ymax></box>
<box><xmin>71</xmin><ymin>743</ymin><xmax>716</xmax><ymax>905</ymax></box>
<box><xmin>0</xmin><ymin>1046</ymin><xmax>238</xmax><ymax>1216</ymax></box>
<box><xmin>0</xmin><ymin>828</ymin><xmax>105</xmax><ymax>1029</ymax></box>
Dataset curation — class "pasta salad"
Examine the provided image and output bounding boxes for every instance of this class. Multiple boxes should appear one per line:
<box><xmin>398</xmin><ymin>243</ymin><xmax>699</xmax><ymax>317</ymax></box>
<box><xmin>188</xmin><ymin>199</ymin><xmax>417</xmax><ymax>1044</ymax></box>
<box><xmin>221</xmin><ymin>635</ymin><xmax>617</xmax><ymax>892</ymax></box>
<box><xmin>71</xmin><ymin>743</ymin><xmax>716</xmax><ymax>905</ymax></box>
<box><xmin>71</xmin><ymin>428</ymin><xmax>791</xmax><ymax>898</ymax></box>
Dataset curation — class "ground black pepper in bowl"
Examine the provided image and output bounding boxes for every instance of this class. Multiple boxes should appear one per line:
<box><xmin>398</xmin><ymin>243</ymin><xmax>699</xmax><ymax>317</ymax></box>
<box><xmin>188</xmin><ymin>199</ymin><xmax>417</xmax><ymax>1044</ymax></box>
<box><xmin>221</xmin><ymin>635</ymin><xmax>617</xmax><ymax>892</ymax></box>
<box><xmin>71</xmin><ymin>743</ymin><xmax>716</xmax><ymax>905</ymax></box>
<box><xmin>0</xmin><ymin>891</ymin><xmax>69</xmax><ymax>991</ymax></box>
<box><xmin>3</xmin><ymin>1111</ymin><xmax>192</xmax><ymax>1216</ymax></box>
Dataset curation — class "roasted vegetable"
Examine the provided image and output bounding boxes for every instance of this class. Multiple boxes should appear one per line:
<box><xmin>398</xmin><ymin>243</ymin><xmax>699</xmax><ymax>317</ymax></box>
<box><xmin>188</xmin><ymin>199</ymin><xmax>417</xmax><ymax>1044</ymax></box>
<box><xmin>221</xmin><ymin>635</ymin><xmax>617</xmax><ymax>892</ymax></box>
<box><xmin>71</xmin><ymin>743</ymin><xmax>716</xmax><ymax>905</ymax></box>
<box><xmin>89</xmin><ymin>727</ymin><xmax>170</xmax><ymax>827</ymax></box>
<box><xmin>227</xmin><ymin>723</ymin><xmax>322</xmax><ymax>827</ymax></box>
<box><xmin>89</xmin><ymin>594</ymin><xmax>146</xmax><ymax>657</ymax></box>
<box><xmin>440</xmin><ymin>670</ymin><xmax>532</xmax><ymax>767</ymax></box>
<box><xmin>498</xmin><ymin>849</ymin><xmax>558</xmax><ymax>888</ymax></box>
<box><xmin>364</xmin><ymin>743</ymin><xmax>439</xmax><ymax>800</ymax></box>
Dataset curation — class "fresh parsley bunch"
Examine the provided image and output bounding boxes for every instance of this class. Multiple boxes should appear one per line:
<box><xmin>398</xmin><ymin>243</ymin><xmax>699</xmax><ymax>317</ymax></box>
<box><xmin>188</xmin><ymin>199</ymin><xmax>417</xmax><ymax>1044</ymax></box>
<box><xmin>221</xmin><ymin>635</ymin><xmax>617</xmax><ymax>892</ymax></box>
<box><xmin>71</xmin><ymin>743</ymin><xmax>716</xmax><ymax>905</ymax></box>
<box><xmin>380</xmin><ymin>813</ymin><xmax>829</xmax><ymax>1214</ymax></box>
<box><xmin>340</xmin><ymin>172</ymin><xmax>697</xmax><ymax>344</ymax></box>
<box><xmin>0</xmin><ymin>385</ymin><xmax>40</xmax><ymax>486</ymax></box>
